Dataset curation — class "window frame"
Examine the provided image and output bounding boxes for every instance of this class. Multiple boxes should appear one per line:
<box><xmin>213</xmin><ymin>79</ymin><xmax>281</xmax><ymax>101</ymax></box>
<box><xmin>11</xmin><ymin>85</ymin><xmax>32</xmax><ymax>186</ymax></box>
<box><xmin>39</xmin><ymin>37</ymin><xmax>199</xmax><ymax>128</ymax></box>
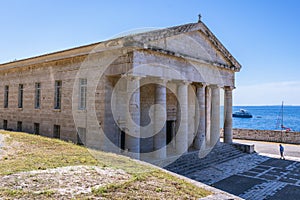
<box><xmin>4</xmin><ymin>85</ymin><xmax>9</xmax><ymax>108</ymax></box>
<box><xmin>18</xmin><ymin>84</ymin><xmax>24</xmax><ymax>108</ymax></box>
<box><xmin>35</xmin><ymin>82</ymin><xmax>41</xmax><ymax>109</ymax></box>
<box><xmin>79</xmin><ymin>78</ymin><xmax>87</xmax><ymax>110</ymax></box>
<box><xmin>54</xmin><ymin>80</ymin><xmax>62</xmax><ymax>109</ymax></box>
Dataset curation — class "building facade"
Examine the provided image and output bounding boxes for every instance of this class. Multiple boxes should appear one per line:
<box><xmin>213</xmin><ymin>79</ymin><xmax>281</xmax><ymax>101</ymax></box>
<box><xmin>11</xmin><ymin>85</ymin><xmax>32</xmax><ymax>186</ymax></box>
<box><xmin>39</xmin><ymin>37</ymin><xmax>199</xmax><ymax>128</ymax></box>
<box><xmin>0</xmin><ymin>21</ymin><xmax>241</xmax><ymax>160</ymax></box>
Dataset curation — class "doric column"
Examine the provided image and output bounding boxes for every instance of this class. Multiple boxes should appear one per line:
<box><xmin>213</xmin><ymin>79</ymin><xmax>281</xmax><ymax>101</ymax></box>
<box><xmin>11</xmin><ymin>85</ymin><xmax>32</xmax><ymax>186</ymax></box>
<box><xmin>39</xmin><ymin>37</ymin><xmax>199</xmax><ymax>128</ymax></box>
<box><xmin>153</xmin><ymin>80</ymin><xmax>167</xmax><ymax>159</ymax></box>
<box><xmin>205</xmin><ymin>86</ymin><xmax>211</xmax><ymax>146</ymax></box>
<box><xmin>224</xmin><ymin>86</ymin><xmax>234</xmax><ymax>144</ymax></box>
<box><xmin>176</xmin><ymin>81</ymin><xmax>189</xmax><ymax>154</ymax></box>
<box><xmin>125</xmin><ymin>76</ymin><xmax>140</xmax><ymax>159</ymax></box>
<box><xmin>194</xmin><ymin>83</ymin><xmax>206</xmax><ymax>150</ymax></box>
<box><xmin>210</xmin><ymin>85</ymin><xmax>220</xmax><ymax>146</ymax></box>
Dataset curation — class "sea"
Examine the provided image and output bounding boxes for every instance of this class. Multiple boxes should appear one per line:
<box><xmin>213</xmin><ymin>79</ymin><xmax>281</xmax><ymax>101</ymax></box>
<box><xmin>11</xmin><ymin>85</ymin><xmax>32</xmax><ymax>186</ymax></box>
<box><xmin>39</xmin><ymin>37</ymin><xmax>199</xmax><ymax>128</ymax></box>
<box><xmin>227</xmin><ymin>106</ymin><xmax>300</xmax><ymax>132</ymax></box>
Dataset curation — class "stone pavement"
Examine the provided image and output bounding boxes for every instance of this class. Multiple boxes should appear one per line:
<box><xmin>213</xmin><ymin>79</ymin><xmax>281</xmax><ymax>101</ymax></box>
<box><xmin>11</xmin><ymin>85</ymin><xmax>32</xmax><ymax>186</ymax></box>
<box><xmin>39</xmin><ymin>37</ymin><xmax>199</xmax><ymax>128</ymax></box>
<box><xmin>164</xmin><ymin>142</ymin><xmax>247</xmax><ymax>175</ymax></box>
<box><xmin>186</xmin><ymin>139</ymin><xmax>300</xmax><ymax>200</ymax></box>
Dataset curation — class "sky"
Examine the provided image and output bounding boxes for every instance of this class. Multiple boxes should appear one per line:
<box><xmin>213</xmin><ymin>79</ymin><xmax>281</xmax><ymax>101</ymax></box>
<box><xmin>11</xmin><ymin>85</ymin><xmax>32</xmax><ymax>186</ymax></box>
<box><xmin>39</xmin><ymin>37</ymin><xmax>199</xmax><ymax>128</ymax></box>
<box><xmin>1</xmin><ymin>0</ymin><xmax>300</xmax><ymax>105</ymax></box>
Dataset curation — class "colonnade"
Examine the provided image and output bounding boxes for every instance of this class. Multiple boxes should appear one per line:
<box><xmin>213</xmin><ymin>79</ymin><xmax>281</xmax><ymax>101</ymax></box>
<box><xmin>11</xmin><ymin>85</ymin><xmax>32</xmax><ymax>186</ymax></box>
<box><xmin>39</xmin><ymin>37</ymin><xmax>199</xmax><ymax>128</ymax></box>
<box><xmin>124</xmin><ymin>76</ymin><xmax>234</xmax><ymax>159</ymax></box>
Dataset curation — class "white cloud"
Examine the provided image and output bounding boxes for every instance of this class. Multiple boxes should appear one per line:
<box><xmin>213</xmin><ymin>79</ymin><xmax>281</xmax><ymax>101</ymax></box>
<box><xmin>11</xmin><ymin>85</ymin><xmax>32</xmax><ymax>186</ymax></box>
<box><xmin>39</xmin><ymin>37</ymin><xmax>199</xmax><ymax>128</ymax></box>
<box><xmin>233</xmin><ymin>81</ymin><xmax>300</xmax><ymax>106</ymax></box>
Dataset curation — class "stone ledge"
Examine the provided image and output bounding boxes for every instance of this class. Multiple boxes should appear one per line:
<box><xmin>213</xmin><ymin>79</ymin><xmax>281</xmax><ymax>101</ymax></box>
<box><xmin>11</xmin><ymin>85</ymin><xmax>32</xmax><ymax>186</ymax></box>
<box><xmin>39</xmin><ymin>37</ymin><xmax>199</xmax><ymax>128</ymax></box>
<box><xmin>232</xmin><ymin>128</ymin><xmax>300</xmax><ymax>144</ymax></box>
<box><xmin>232</xmin><ymin>143</ymin><xmax>255</xmax><ymax>154</ymax></box>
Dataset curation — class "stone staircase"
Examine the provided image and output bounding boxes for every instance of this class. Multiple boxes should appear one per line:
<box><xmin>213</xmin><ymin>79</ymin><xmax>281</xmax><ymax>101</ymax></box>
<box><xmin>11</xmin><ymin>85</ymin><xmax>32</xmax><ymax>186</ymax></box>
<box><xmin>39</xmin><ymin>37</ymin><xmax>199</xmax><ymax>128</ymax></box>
<box><xmin>164</xmin><ymin>142</ymin><xmax>247</xmax><ymax>176</ymax></box>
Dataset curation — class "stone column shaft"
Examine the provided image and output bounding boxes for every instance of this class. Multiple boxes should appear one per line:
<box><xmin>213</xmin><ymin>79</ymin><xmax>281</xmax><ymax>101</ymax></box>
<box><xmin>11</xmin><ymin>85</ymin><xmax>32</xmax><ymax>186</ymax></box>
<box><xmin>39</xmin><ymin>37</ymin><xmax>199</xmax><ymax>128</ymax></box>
<box><xmin>125</xmin><ymin>76</ymin><xmax>140</xmax><ymax>159</ymax></box>
<box><xmin>153</xmin><ymin>81</ymin><xmax>167</xmax><ymax>159</ymax></box>
<box><xmin>205</xmin><ymin>87</ymin><xmax>211</xmax><ymax>146</ymax></box>
<box><xmin>176</xmin><ymin>81</ymin><xmax>189</xmax><ymax>154</ymax></box>
<box><xmin>194</xmin><ymin>83</ymin><xmax>206</xmax><ymax>150</ymax></box>
<box><xmin>224</xmin><ymin>87</ymin><xmax>233</xmax><ymax>144</ymax></box>
<box><xmin>210</xmin><ymin>85</ymin><xmax>220</xmax><ymax>146</ymax></box>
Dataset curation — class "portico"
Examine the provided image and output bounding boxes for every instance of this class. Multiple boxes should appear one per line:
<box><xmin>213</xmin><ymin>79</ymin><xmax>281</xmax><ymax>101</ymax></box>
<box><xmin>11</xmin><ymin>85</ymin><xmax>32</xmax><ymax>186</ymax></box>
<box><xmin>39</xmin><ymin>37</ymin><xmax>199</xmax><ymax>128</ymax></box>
<box><xmin>110</xmin><ymin>74</ymin><xmax>234</xmax><ymax>160</ymax></box>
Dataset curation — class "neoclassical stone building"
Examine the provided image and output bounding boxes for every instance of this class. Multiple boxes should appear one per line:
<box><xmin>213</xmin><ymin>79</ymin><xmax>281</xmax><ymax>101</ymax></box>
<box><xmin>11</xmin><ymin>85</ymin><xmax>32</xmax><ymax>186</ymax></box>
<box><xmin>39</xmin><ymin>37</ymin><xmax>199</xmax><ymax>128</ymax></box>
<box><xmin>0</xmin><ymin>21</ymin><xmax>240</xmax><ymax>160</ymax></box>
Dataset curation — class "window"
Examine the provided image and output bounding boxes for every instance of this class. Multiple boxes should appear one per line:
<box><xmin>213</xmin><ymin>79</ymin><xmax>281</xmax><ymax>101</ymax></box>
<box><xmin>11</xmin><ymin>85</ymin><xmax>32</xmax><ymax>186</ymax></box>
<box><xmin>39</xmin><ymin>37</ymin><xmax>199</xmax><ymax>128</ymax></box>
<box><xmin>34</xmin><ymin>123</ymin><xmax>40</xmax><ymax>135</ymax></box>
<box><xmin>79</xmin><ymin>78</ymin><xmax>87</xmax><ymax>110</ymax></box>
<box><xmin>17</xmin><ymin>121</ymin><xmax>22</xmax><ymax>132</ymax></box>
<box><xmin>53</xmin><ymin>125</ymin><xmax>60</xmax><ymax>138</ymax></box>
<box><xmin>54</xmin><ymin>81</ymin><xmax>62</xmax><ymax>109</ymax></box>
<box><xmin>77</xmin><ymin>127</ymin><xmax>86</xmax><ymax>145</ymax></box>
<box><xmin>4</xmin><ymin>85</ymin><xmax>9</xmax><ymax>108</ymax></box>
<box><xmin>35</xmin><ymin>83</ymin><xmax>41</xmax><ymax>109</ymax></box>
<box><xmin>3</xmin><ymin>120</ymin><xmax>7</xmax><ymax>130</ymax></box>
<box><xmin>18</xmin><ymin>84</ymin><xmax>24</xmax><ymax>108</ymax></box>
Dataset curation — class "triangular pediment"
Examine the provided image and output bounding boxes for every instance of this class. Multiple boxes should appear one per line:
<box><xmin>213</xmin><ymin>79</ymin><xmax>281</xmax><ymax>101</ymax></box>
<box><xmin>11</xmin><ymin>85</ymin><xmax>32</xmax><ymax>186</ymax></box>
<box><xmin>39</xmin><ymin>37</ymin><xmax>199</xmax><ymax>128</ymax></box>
<box><xmin>148</xmin><ymin>31</ymin><xmax>228</xmax><ymax>66</ymax></box>
<box><xmin>123</xmin><ymin>22</ymin><xmax>241</xmax><ymax>71</ymax></box>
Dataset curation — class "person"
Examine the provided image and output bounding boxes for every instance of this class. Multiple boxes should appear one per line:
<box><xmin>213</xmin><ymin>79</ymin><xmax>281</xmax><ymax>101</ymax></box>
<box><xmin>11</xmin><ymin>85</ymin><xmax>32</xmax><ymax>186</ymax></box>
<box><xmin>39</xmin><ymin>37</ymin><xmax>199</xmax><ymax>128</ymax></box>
<box><xmin>279</xmin><ymin>144</ymin><xmax>285</xmax><ymax>160</ymax></box>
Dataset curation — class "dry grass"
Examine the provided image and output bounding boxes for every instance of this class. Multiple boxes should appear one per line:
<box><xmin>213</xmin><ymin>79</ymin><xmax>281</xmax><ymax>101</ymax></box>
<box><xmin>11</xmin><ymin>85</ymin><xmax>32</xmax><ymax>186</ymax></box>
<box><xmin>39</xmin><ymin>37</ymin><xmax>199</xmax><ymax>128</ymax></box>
<box><xmin>0</xmin><ymin>130</ymin><xmax>211</xmax><ymax>199</ymax></box>
<box><xmin>0</xmin><ymin>131</ymin><xmax>98</xmax><ymax>175</ymax></box>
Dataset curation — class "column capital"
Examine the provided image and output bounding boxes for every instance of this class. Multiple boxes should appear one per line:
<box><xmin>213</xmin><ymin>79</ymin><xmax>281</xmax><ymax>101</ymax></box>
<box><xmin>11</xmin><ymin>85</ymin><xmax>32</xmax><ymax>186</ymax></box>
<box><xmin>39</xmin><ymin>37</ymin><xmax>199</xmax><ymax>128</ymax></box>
<box><xmin>194</xmin><ymin>82</ymin><xmax>207</xmax><ymax>88</ymax></box>
<box><xmin>153</xmin><ymin>78</ymin><xmax>169</xmax><ymax>85</ymax></box>
<box><xmin>175</xmin><ymin>80</ymin><xmax>191</xmax><ymax>86</ymax></box>
<box><xmin>224</xmin><ymin>86</ymin><xmax>236</xmax><ymax>91</ymax></box>
<box><xmin>209</xmin><ymin>84</ymin><xmax>221</xmax><ymax>89</ymax></box>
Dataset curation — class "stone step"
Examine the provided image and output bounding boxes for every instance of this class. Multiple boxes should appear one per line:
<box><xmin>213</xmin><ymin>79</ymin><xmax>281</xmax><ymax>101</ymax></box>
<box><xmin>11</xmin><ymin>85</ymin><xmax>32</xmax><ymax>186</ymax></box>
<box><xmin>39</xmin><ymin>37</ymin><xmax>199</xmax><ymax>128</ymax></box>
<box><xmin>167</xmin><ymin>151</ymin><xmax>243</xmax><ymax>174</ymax></box>
<box><xmin>180</xmin><ymin>153</ymin><xmax>244</xmax><ymax>175</ymax></box>
<box><xmin>165</xmin><ymin>144</ymin><xmax>241</xmax><ymax>169</ymax></box>
<box><xmin>166</xmin><ymin>148</ymin><xmax>231</xmax><ymax>167</ymax></box>
<box><xmin>164</xmin><ymin>143</ymin><xmax>247</xmax><ymax>176</ymax></box>
<box><xmin>165</xmin><ymin>151</ymin><xmax>238</xmax><ymax>171</ymax></box>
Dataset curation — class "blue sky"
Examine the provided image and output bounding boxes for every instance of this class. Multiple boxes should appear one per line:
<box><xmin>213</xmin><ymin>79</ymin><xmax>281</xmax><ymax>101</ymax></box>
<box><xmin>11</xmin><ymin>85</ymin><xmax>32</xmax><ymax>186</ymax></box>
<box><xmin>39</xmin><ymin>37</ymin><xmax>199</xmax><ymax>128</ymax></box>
<box><xmin>1</xmin><ymin>1</ymin><xmax>300</xmax><ymax>105</ymax></box>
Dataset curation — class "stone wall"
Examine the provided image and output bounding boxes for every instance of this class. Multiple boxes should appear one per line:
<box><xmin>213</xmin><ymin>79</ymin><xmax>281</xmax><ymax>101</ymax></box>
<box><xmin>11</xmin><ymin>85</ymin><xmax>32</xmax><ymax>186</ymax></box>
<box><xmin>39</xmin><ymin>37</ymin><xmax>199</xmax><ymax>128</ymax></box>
<box><xmin>0</xmin><ymin>56</ymin><xmax>84</xmax><ymax>141</ymax></box>
<box><xmin>0</xmin><ymin>52</ymin><xmax>132</xmax><ymax>145</ymax></box>
<box><xmin>229</xmin><ymin>128</ymin><xmax>300</xmax><ymax>144</ymax></box>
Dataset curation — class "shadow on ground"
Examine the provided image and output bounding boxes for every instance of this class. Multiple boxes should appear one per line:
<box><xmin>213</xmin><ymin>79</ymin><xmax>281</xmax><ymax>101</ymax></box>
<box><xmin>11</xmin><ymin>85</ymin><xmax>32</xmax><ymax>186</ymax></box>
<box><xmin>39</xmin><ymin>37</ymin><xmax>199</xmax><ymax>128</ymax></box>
<box><xmin>214</xmin><ymin>157</ymin><xmax>300</xmax><ymax>200</ymax></box>
<box><xmin>164</xmin><ymin>143</ymin><xmax>300</xmax><ymax>200</ymax></box>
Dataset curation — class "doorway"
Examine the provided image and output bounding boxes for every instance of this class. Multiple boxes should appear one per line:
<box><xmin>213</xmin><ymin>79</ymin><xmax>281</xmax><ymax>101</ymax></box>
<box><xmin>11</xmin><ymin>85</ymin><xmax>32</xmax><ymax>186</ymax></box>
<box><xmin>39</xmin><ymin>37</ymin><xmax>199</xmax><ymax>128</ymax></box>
<box><xmin>166</xmin><ymin>120</ymin><xmax>175</xmax><ymax>145</ymax></box>
<box><xmin>120</xmin><ymin>130</ymin><xmax>125</xmax><ymax>150</ymax></box>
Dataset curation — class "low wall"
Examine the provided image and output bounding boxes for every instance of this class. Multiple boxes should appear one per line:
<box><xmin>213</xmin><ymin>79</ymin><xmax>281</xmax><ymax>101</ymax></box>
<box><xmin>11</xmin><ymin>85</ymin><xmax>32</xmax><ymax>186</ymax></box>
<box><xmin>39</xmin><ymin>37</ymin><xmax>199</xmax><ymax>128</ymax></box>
<box><xmin>230</xmin><ymin>128</ymin><xmax>300</xmax><ymax>144</ymax></box>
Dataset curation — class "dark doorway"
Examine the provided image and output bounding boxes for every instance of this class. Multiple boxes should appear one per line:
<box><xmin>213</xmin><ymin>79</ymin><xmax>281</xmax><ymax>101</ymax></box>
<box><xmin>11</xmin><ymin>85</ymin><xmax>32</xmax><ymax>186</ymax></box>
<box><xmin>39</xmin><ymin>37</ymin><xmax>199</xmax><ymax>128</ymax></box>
<box><xmin>166</xmin><ymin>120</ymin><xmax>175</xmax><ymax>145</ymax></box>
<box><xmin>77</xmin><ymin>127</ymin><xmax>86</xmax><ymax>145</ymax></box>
<box><xmin>3</xmin><ymin>120</ymin><xmax>7</xmax><ymax>130</ymax></box>
<box><xmin>120</xmin><ymin>131</ymin><xmax>125</xmax><ymax>150</ymax></box>
<box><xmin>17</xmin><ymin>121</ymin><xmax>22</xmax><ymax>132</ymax></box>
<box><xmin>34</xmin><ymin>123</ymin><xmax>40</xmax><ymax>135</ymax></box>
<box><xmin>53</xmin><ymin>125</ymin><xmax>60</xmax><ymax>139</ymax></box>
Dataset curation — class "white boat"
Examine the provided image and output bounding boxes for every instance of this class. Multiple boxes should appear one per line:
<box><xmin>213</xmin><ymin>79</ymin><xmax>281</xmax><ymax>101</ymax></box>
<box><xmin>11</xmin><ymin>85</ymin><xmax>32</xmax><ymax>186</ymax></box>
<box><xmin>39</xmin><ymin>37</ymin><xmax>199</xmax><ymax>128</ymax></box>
<box><xmin>232</xmin><ymin>109</ymin><xmax>253</xmax><ymax>118</ymax></box>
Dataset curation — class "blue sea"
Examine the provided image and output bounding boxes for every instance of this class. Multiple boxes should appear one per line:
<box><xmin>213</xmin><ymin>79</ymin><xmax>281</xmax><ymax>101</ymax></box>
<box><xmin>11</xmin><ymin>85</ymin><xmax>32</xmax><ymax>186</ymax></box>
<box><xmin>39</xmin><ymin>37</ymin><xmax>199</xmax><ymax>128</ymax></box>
<box><xmin>227</xmin><ymin>106</ymin><xmax>300</xmax><ymax>132</ymax></box>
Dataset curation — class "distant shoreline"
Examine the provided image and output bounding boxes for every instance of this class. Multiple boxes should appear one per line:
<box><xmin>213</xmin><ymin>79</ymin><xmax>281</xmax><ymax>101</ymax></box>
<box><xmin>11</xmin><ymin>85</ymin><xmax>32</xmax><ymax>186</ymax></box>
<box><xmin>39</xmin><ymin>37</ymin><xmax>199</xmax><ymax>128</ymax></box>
<box><xmin>233</xmin><ymin>105</ymin><xmax>300</xmax><ymax>107</ymax></box>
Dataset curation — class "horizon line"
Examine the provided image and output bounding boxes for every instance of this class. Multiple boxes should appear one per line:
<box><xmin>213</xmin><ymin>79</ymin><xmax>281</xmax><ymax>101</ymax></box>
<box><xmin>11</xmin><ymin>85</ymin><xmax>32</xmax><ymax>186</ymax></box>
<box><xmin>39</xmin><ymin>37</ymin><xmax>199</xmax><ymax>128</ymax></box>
<box><xmin>233</xmin><ymin>104</ymin><xmax>300</xmax><ymax>106</ymax></box>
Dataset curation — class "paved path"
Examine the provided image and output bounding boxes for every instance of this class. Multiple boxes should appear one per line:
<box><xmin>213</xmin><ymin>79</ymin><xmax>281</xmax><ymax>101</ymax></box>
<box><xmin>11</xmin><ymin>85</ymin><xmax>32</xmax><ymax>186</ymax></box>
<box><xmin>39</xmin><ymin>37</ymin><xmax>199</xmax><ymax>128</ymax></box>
<box><xmin>233</xmin><ymin>139</ymin><xmax>300</xmax><ymax>159</ymax></box>
<box><xmin>186</xmin><ymin>139</ymin><xmax>300</xmax><ymax>200</ymax></box>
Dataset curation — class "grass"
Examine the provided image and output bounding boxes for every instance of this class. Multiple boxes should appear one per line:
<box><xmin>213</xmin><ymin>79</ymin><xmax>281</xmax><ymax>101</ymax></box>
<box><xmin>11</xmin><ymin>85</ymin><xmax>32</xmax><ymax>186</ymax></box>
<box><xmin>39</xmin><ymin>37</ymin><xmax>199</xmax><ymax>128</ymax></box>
<box><xmin>0</xmin><ymin>188</ymin><xmax>56</xmax><ymax>199</ymax></box>
<box><xmin>0</xmin><ymin>131</ymin><xmax>98</xmax><ymax>175</ymax></box>
<box><xmin>0</xmin><ymin>130</ymin><xmax>211</xmax><ymax>199</ymax></box>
